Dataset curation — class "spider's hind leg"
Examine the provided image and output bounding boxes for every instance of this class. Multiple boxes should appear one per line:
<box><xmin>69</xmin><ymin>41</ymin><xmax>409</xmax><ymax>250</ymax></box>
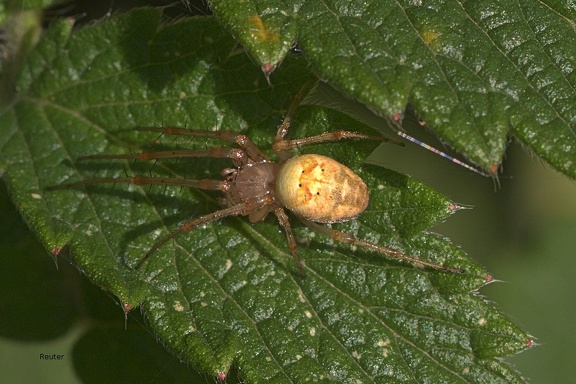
<box><xmin>274</xmin><ymin>208</ymin><xmax>306</xmax><ymax>277</ymax></box>
<box><xmin>297</xmin><ymin>215</ymin><xmax>464</xmax><ymax>274</ymax></box>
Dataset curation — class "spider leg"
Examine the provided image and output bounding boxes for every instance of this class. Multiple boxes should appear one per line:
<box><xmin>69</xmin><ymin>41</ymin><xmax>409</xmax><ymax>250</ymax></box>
<box><xmin>274</xmin><ymin>78</ymin><xmax>317</xmax><ymax>161</ymax></box>
<box><xmin>135</xmin><ymin>203</ymin><xmax>248</xmax><ymax>270</ymax></box>
<box><xmin>136</xmin><ymin>127</ymin><xmax>270</xmax><ymax>162</ymax></box>
<box><xmin>297</xmin><ymin>216</ymin><xmax>464</xmax><ymax>274</ymax></box>
<box><xmin>273</xmin><ymin>130</ymin><xmax>402</xmax><ymax>153</ymax></box>
<box><xmin>47</xmin><ymin>176</ymin><xmax>228</xmax><ymax>192</ymax></box>
<box><xmin>79</xmin><ymin>147</ymin><xmax>249</xmax><ymax>167</ymax></box>
<box><xmin>136</xmin><ymin>194</ymin><xmax>277</xmax><ymax>270</ymax></box>
<box><xmin>274</xmin><ymin>208</ymin><xmax>305</xmax><ymax>276</ymax></box>
<box><xmin>271</xmin><ymin>78</ymin><xmax>401</xmax><ymax>159</ymax></box>
<box><xmin>52</xmin><ymin>145</ymin><xmax>253</xmax><ymax>191</ymax></box>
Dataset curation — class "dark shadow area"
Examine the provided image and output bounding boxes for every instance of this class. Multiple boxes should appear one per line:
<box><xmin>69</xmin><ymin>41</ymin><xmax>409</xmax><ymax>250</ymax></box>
<box><xmin>43</xmin><ymin>0</ymin><xmax>210</xmax><ymax>28</ymax></box>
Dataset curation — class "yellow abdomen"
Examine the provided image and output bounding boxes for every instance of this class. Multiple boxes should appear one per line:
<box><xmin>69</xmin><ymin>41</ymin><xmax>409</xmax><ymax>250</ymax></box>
<box><xmin>276</xmin><ymin>154</ymin><xmax>369</xmax><ymax>223</ymax></box>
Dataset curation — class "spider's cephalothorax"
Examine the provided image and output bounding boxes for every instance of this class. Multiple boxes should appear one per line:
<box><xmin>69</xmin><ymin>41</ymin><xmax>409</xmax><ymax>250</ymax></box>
<box><xmin>51</xmin><ymin>82</ymin><xmax>463</xmax><ymax>275</ymax></box>
<box><xmin>226</xmin><ymin>161</ymin><xmax>281</xmax><ymax>223</ymax></box>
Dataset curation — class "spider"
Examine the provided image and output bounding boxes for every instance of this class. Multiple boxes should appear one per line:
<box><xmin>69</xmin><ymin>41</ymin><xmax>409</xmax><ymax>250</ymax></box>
<box><xmin>52</xmin><ymin>81</ymin><xmax>464</xmax><ymax>276</ymax></box>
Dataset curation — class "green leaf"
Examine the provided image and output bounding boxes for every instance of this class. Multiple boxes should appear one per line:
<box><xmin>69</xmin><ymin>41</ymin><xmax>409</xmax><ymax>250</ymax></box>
<box><xmin>208</xmin><ymin>0</ymin><xmax>297</xmax><ymax>73</ymax></box>
<box><xmin>0</xmin><ymin>8</ymin><xmax>531</xmax><ymax>383</ymax></box>
<box><xmin>210</xmin><ymin>0</ymin><xmax>576</xmax><ymax>179</ymax></box>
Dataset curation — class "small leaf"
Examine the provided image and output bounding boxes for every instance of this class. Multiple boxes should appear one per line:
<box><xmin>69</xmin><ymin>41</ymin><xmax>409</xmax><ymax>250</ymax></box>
<box><xmin>209</xmin><ymin>0</ymin><xmax>297</xmax><ymax>73</ymax></box>
<box><xmin>0</xmin><ymin>8</ymin><xmax>531</xmax><ymax>383</ymax></box>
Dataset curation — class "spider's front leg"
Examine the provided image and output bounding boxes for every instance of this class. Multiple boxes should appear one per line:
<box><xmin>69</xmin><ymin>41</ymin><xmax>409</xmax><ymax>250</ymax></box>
<box><xmin>274</xmin><ymin>78</ymin><xmax>317</xmax><ymax>144</ymax></box>
<box><xmin>79</xmin><ymin>146</ymin><xmax>250</xmax><ymax>168</ymax></box>
<box><xmin>49</xmin><ymin>143</ymin><xmax>255</xmax><ymax>192</ymax></box>
<box><xmin>136</xmin><ymin>126</ymin><xmax>270</xmax><ymax>163</ymax></box>
<box><xmin>273</xmin><ymin>130</ymin><xmax>401</xmax><ymax>155</ymax></box>
<box><xmin>271</xmin><ymin>79</ymin><xmax>401</xmax><ymax>160</ymax></box>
